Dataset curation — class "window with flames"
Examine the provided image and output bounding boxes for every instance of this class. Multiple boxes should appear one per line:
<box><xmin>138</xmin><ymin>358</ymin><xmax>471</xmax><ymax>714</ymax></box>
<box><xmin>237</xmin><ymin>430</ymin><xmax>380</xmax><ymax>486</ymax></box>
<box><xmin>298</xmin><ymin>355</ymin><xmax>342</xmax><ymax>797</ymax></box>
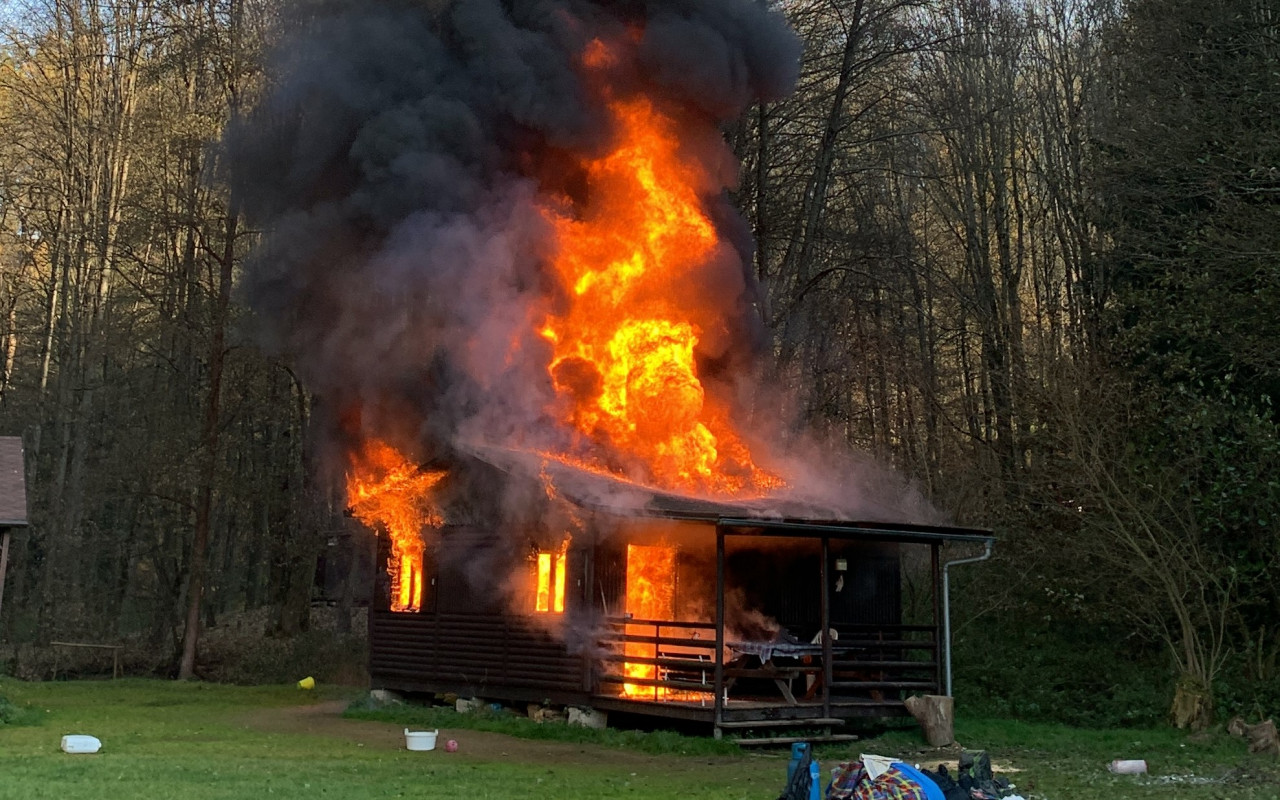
<box><xmin>532</xmin><ymin>547</ymin><xmax>568</xmax><ymax>614</ymax></box>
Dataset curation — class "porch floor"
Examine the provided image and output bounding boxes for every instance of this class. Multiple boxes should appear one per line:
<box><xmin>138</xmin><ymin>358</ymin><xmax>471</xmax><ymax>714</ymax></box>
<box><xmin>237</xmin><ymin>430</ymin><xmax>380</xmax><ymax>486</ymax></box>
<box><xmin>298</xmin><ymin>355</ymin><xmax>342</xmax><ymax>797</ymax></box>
<box><xmin>588</xmin><ymin>693</ymin><xmax>908</xmax><ymax>728</ymax></box>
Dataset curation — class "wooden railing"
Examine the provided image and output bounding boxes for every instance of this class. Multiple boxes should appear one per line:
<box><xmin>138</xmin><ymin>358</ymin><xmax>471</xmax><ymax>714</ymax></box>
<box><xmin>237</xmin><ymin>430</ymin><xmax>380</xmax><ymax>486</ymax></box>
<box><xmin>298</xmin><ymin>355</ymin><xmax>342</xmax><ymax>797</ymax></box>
<box><xmin>594</xmin><ymin>621</ymin><xmax>939</xmax><ymax>707</ymax></box>
<box><xmin>822</xmin><ymin>624</ymin><xmax>940</xmax><ymax>699</ymax></box>
<box><xmin>595</xmin><ymin>617</ymin><xmax>718</xmax><ymax>700</ymax></box>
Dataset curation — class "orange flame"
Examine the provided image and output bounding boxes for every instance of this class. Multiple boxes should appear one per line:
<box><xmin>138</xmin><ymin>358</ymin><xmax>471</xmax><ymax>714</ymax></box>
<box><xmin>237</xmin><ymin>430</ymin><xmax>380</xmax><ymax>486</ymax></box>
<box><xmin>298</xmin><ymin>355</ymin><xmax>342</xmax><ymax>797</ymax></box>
<box><xmin>623</xmin><ymin>543</ymin><xmax>676</xmax><ymax>696</ymax></box>
<box><xmin>535</xmin><ymin>539</ymin><xmax>570</xmax><ymax>614</ymax></box>
<box><xmin>538</xmin><ymin>41</ymin><xmax>783</xmax><ymax>497</ymax></box>
<box><xmin>554</xmin><ymin>549</ymin><xmax>568</xmax><ymax>613</ymax></box>
<box><xmin>346</xmin><ymin>440</ymin><xmax>446</xmax><ymax>612</ymax></box>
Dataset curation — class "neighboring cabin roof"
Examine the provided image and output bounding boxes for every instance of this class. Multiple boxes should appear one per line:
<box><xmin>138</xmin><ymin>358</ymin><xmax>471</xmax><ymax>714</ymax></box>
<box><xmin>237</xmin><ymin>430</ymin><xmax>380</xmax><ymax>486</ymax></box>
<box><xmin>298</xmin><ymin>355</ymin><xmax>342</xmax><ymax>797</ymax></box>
<box><xmin>0</xmin><ymin>437</ymin><xmax>28</xmax><ymax>526</ymax></box>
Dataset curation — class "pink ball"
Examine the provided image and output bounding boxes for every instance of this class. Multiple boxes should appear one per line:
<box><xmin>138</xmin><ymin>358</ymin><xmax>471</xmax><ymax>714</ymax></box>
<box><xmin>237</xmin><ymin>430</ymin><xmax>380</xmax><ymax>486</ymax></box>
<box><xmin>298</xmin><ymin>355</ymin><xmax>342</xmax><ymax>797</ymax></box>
<box><xmin>444</xmin><ymin>739</ymin><xmax>458</xmax><ymax>752</ymax></box>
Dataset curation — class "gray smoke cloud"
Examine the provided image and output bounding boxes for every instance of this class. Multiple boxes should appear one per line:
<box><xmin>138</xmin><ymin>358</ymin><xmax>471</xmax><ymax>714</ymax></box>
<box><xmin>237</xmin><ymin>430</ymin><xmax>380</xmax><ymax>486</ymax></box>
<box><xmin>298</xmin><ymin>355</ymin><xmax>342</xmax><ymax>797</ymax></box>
<box><xmin>229</xmin><ymin>0</ymin><xmax>802</xmax><ymax>475</ymax></box>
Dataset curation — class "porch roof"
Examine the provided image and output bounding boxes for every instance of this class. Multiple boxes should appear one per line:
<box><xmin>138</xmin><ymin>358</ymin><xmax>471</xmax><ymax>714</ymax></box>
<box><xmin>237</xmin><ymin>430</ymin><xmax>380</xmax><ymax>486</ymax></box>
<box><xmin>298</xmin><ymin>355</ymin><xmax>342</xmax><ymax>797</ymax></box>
<box><xmin>632</xmin><ymin>499</ymin><xmax>993</xmax><ymax>545</ymax></box>
<box><xmin>468</xmin><ymin>443</ymin><xmax>992</xmax><ymax>545</ymax></box>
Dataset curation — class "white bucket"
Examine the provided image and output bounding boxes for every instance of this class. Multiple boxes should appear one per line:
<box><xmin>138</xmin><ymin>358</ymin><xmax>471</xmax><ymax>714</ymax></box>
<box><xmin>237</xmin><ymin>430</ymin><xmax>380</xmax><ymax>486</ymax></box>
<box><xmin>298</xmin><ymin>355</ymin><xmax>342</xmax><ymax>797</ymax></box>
<box><xmin>404</xmin><ymin>728</ymin><xmax>438</xmax><ymax>751</ymax></box>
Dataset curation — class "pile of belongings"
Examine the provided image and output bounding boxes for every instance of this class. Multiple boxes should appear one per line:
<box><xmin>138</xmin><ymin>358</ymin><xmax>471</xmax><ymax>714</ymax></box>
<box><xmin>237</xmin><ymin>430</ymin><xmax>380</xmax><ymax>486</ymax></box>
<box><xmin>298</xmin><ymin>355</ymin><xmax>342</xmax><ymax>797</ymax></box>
<box><xmin>826</xmin><ymin>751</ymin><xmax>1022</xmax><ymax>800</ymax></box>
<box><xmin>920</xmin><ymin>751</ymin><xmax>1020</xmax><ymax>800</ymax></box>
<box><xmin>826</xmin><ymin>754</ymin><xmax>943</xmax><ymax>800</ymax></box>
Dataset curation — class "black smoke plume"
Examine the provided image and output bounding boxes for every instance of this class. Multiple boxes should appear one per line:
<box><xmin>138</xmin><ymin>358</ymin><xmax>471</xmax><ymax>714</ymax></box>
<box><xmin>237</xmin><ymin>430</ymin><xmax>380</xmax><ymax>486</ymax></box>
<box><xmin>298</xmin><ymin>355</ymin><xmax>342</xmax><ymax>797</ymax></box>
<box><xmin>228</xmin><ymin>0</ymin><xmax>801</xmax><ymax>476</ymax></box>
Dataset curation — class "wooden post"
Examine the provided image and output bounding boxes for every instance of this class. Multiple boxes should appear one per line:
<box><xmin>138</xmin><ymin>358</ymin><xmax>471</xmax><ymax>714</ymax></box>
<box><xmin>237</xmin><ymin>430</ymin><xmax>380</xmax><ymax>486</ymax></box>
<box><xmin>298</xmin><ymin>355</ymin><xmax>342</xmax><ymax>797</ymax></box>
<box><xmin>819</xmin><ymin>534</ymin><xmax>831</xmax><ymax>720</ymax></box>
<box><xmin>905</xmin><ymin>694</ymin><xmax>955</xmax><ymax>746</ymax></box>
<box><xmin>652</xmin><ymin>622</ymin><xmax>660</xmax><ymax>701</ymax></box>
<box><xmin>582</xmin><ymin>537</ymin><xmax>595</xmax><ymax>693</ymax></box>
<box><xmin>713</xmin><ymin>525</ymin><xmax>725</xmax><ymax>738</ymax></box>
<box><xmin>0</xmin><ymin>529</ymin><xmax>11</xmax><ymax>627</ymax></box>
<box><xmin>931</xmin><ymin>544</ymin><xmax>941</xmax><ymax>693</ymax></box>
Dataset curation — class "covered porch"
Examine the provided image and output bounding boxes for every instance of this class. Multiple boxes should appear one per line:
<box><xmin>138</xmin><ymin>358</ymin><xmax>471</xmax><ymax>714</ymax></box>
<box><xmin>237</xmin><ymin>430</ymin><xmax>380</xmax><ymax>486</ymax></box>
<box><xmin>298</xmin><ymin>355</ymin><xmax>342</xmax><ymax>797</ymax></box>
<box><xmin>587</xmin><ymin>518</ymin><xmax>993</xmax><ymax>742</ymax></box>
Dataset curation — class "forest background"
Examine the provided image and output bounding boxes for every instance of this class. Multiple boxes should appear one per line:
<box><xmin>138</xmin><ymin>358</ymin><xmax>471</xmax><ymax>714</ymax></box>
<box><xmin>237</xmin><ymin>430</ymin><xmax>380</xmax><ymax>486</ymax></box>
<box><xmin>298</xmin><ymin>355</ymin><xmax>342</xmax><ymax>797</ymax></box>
<box><xmin>0</xmin><ymin>0</ymin><xmax>1276</xmax><ymax>732</ymax></box>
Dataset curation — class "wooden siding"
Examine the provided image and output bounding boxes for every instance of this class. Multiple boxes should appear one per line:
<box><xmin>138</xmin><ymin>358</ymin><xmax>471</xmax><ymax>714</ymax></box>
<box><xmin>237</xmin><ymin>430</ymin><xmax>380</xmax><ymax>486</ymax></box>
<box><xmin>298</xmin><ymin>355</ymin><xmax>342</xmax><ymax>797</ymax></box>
<box><xmin>369</xmin><ymin>610</ymin><xmax>588</xmax><ymax>703</ymax></box>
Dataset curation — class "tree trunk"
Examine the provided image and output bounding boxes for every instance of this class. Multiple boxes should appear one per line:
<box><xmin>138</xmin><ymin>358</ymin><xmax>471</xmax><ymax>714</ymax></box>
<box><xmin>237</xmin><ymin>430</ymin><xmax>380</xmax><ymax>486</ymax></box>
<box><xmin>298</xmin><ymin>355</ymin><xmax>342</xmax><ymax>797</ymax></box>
<box><xmin>177</xmin><ymin>209</ymin><xmax>237</xmax><ymax>680</ymax></box>
<box><xmin>1170</xmin><ymin>675</ymin><xmax>1213</xmax><ymax>732</ymax></box>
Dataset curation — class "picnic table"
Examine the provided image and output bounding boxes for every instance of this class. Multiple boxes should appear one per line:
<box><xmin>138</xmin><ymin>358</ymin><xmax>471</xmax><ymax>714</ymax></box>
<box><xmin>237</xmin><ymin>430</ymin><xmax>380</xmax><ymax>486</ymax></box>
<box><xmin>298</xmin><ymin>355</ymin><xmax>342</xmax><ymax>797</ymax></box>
<box><xmin>724</xmin><ymin>640</ymin><xmax>824</xmax><ymax>704</ymax></box>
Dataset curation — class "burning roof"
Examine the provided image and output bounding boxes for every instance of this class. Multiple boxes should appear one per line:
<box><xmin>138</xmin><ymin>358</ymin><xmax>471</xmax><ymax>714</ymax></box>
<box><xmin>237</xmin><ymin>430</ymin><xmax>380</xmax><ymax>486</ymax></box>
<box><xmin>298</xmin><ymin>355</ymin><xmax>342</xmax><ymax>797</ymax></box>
<box><xmin>463</xmin><ymin>442</ymin><xmax>906</xmax><ymax>526</ymax></box>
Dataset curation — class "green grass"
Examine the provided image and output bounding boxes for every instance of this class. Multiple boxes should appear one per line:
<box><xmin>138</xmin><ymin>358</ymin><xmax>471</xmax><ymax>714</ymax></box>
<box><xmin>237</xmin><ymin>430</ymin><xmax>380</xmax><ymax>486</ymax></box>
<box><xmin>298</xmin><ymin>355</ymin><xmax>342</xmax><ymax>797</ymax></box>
<box><xmin>0</xmin><ymin>692</ymin><xmax>42</xmax><ymax>726</ymax></box>
<box><xmin>841</xmin><ymin>718</ymin><xmax>1280</xmax><ymax>799</ymax></box>
<box><xmin>0</xmin><ymin>679</ymin><xmax>1276</xmax><ymax>799</ymax></box>
<box><xmin>343</xmin><ymin>699</ymin><xmax>742</xmax><ymax>756</ymax></box>
<box><xmin>0</xmin><ymin>679</ymin><xmax>778</xmax><ymax>799</ymax></box>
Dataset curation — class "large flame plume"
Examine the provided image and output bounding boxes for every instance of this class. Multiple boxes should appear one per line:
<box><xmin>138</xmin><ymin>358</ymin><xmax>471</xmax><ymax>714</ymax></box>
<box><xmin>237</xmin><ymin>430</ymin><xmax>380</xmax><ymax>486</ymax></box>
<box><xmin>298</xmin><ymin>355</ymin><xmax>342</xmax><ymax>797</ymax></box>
<box><xmin>540</xmin><ymin>45</ymin><xmax>782</xmax><ymax>496</ymax></box>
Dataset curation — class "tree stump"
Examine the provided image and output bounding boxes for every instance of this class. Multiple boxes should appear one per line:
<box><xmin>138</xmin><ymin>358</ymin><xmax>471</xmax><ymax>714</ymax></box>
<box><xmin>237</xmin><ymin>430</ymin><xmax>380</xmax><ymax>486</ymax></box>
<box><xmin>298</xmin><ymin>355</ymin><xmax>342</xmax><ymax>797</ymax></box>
<box><xmin>1248</xmin><ymin>720</ymin><xmax>1280</xmax><ymax>757</ymax></box>
<box><xmin>1228</xmin><ymin>716</ymin><xmax>1280</xmax><ymax>757</ymax></box>
<box><xmin>905</xmin><ymin>694</ymin><xmax>955</xmax><ymax>746</ymax></box>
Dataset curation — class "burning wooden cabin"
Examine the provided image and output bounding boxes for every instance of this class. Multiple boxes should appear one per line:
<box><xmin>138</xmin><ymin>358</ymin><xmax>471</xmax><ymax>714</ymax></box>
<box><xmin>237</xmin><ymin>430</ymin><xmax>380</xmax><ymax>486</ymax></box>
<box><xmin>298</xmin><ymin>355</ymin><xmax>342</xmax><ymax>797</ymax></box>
<box><xmin>362</xmin><ymin>457</ymin><xmax>992</xmax><ymax>741</ymax></box>
<box><xmin>302</xmin><ymin>15</ymin><xmax>997</xmax><ymax>742</ymax></box>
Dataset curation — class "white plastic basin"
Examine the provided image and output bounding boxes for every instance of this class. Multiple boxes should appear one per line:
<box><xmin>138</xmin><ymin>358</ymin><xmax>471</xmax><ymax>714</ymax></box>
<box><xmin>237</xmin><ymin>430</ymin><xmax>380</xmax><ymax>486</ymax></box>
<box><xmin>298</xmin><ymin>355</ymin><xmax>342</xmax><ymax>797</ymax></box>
<box><xmin>404</xmin><ymin>728</ymin><xmax>438</xmax><ymax>751</ymax></box>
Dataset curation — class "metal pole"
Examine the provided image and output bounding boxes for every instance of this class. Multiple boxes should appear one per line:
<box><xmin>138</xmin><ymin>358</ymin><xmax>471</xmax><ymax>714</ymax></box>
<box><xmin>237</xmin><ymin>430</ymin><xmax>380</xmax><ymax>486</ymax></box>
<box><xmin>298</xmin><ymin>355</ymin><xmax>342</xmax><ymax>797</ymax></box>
<box><xmin>943</xmin><ymin>540</ymin><xmax>993</xmax><ymax>697</ymax></box>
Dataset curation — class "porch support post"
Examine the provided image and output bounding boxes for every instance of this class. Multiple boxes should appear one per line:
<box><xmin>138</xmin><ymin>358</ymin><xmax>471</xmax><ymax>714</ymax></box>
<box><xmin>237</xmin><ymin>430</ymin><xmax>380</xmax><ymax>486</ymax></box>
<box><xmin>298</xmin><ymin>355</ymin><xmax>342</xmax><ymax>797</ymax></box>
<box><xmin>713</xmin><ymin>525</ymin><xmax>726</xmax><ymax>736</ymax></box>
<box><xmin>820</xmin><ymin>534</ymin><xmax>831</xmax><ymax>720</ymax></box>
<box><xmin>583</xmin><ymin>535</ymin><xmax>596</xmax><ymax>693</ymax></box>
<box><xmin>931</xmin><ymin>543</ymin><xmax>941</xmax><ymax>693</ymax></box>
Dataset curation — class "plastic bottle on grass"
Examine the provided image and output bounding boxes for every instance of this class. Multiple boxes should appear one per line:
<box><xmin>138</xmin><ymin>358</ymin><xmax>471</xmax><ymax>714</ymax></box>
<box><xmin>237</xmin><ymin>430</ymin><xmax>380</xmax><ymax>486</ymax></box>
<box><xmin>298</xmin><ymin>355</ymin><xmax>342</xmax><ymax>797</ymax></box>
<box><xmin>1109</xmin><ymin>759</ymin><xmax>1147</xmax><ymax>774</ymax></box>
<box><xmin>787</xmin><ymin>743</ymin><xmax>809</xmax><ymax>784</ymax></box>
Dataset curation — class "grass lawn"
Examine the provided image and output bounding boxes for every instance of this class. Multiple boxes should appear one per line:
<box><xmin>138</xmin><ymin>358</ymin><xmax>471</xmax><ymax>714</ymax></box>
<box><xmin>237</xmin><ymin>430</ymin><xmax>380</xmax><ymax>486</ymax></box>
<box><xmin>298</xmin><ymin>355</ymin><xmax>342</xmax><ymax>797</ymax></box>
<box><xmin>844</xmin><ymin>719</ymin><xmax>1280</xmax><ymax>799</ymax></box>
<box><xmin>0</xmin><ymin>678</ymin><xmax>779</xmax><ymax>799</ymax></box>
<box><xmin>1</xmin><ymin>678</ymin><xmax>1276</xmax><ymax>799</ymax></box>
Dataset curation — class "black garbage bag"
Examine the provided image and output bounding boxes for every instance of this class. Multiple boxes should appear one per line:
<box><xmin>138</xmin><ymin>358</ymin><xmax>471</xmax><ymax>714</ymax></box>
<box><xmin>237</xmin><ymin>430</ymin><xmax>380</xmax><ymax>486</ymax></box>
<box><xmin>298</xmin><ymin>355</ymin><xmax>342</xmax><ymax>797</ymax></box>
<box><xmin>959</xmin><ymin>750</ymin><xmax>993</xmax><ymax>784</ymax></box>
<box><xmin>955</xmin><ymin>751</ymin><xmax>1015</xmax><ymax>799</ymax></box>
<box><xmin>921</xmin><ymin>764</ymin><xmax>967</xmax><ymax>800</ymax></box>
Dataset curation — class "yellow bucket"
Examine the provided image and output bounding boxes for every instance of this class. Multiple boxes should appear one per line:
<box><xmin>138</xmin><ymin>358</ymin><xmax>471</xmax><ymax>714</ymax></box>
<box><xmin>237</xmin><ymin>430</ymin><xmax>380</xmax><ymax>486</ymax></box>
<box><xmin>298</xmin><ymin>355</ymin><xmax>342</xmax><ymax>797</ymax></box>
<box><xmin>297</xmin><ymin>676</ymin><xmax>315</xmax><ymax>690</ymax></box>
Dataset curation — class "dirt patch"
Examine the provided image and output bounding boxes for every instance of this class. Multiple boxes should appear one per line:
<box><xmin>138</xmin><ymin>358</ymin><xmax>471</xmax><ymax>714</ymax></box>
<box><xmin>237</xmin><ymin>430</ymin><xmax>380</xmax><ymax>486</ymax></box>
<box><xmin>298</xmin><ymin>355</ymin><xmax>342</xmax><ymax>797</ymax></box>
<box><xmin>240</xmin><ymin>700</ymin><xmax>769</xmax><ymax>773</ymax></box>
